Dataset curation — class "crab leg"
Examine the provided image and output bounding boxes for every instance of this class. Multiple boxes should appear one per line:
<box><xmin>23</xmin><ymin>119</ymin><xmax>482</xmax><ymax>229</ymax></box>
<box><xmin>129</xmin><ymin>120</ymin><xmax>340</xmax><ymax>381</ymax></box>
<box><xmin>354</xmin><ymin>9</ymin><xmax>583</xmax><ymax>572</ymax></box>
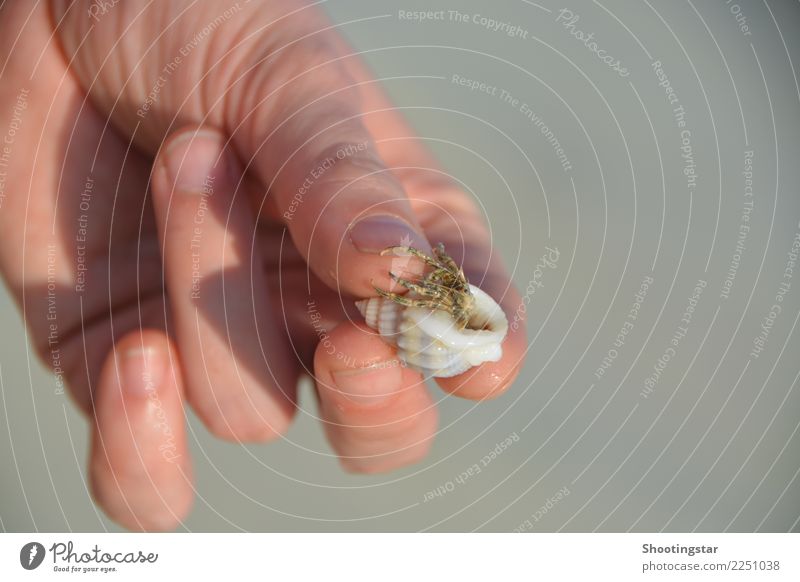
<box><xmin>380</xmin><ymin>245</ymin><xmax>443</xmax><ymax>270</ymax></box>
<box><xmin>373</xmin><ymin>286</ymin><xmax>453</xmax><ymax>311</ymax></box>
<box><xmin>389</xmin><ymin>272</ymin><xmax>453</xmax><ymax>299</ymax></box>
<box><xmin>433</xmin><ymin>244</ymin><xmax>463</xmax><ymax>277</ymax></box>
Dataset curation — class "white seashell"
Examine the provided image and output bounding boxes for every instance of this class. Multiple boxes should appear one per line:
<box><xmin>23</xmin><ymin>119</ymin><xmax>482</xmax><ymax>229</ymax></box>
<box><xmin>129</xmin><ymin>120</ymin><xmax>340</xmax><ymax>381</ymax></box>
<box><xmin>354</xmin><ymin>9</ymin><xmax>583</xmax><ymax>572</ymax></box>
<box><xmin>355</xmin><ymin>284</ymin><xmax>508</xmax><ymax>378</ymax></box>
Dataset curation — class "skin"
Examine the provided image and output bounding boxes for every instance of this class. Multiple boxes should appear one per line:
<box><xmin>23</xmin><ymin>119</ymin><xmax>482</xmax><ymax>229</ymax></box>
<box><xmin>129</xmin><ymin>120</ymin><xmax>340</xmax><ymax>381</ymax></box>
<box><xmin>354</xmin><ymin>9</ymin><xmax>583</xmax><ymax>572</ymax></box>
<box><xmin>0</xmin><ymin>0</ymin><xmax>526</xmax><ymax>530</ymax></box>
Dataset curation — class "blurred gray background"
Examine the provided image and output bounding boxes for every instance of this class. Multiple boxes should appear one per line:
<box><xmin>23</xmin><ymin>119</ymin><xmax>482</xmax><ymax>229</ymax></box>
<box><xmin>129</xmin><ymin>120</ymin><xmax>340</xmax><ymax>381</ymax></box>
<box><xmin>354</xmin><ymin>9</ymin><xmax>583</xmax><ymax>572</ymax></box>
<box><xmin>2</xmin><ymin>0</ymin><xmax>799</xmax><ymax>532</ymax></box>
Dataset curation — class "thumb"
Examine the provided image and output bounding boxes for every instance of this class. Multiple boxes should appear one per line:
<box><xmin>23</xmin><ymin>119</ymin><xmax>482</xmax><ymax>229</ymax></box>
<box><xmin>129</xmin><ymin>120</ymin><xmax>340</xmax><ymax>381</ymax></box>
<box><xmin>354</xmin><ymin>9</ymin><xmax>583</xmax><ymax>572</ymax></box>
<box><xmin>228</xmin><ymin>14</ymin><xmax>431</xmax><ymax>296</ymax></box>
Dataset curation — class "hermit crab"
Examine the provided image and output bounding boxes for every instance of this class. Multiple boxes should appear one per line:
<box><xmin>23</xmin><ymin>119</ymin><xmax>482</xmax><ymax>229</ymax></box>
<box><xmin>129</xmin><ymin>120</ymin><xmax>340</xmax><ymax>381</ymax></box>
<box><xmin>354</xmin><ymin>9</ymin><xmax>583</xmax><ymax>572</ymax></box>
<box><xmin>356</xmin><ymin>243</ymin><xmax>508</xmax><ymax>378</ymax></box>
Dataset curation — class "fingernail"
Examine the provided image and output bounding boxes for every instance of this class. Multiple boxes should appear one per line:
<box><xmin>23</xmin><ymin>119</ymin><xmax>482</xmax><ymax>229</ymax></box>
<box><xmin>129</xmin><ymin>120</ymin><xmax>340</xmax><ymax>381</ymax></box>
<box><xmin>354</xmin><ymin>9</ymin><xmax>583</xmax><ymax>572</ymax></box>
<box><xmin>331</xmin><ymin>361</ymin><xmax>404</xmax><ymax>405</ymax></box>
<box><xmin>121</xmin><ymin>347</ymin><xmax>167</xmax><ymax>397</ymax></box>
<box><xmin>348</xmin><ymin>214</ymin><xmax>429</xmax><ymax>254</ymax></box>
<box><xmin>163</xmin><ymin>130</ymin><xmax>225</xmax><ymax>194</ymax></box>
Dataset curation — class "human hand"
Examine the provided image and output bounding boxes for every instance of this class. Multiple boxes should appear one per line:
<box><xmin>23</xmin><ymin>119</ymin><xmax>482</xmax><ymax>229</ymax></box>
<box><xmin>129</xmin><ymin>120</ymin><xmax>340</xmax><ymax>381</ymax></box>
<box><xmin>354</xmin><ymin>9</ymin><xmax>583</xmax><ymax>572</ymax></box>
<box><xmin>0</xmin><ymin>0</ymin><xmax>525</xmax><ymax>530</ymax></box>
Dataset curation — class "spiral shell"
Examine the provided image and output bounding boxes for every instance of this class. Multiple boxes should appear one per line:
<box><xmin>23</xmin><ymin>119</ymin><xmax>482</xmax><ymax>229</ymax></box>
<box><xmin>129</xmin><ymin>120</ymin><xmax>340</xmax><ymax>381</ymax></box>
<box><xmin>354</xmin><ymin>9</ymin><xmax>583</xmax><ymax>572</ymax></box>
<box><xmin>355</xmin><ymin>284</ymin><xmax>508</xmax><ymax>378</ymax></box>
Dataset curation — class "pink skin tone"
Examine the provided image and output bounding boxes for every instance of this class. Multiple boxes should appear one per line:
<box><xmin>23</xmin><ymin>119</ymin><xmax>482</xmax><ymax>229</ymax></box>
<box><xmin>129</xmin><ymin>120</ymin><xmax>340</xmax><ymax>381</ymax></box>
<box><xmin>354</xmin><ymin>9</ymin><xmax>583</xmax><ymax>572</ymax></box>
<box><xmin>0</xmin><ymin>1</ymin><xmax>526</xmax><ymax>530</ymax></box>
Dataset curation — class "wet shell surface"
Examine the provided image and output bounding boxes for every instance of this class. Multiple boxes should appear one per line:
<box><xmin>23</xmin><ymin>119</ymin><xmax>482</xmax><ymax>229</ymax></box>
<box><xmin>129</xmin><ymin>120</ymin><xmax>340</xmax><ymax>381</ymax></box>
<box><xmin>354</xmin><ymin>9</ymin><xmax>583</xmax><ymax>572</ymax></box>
<box><xmin>356</xmin><ymin>284</ymin><xmax>508</xmax><ymax>378</ymax></box>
